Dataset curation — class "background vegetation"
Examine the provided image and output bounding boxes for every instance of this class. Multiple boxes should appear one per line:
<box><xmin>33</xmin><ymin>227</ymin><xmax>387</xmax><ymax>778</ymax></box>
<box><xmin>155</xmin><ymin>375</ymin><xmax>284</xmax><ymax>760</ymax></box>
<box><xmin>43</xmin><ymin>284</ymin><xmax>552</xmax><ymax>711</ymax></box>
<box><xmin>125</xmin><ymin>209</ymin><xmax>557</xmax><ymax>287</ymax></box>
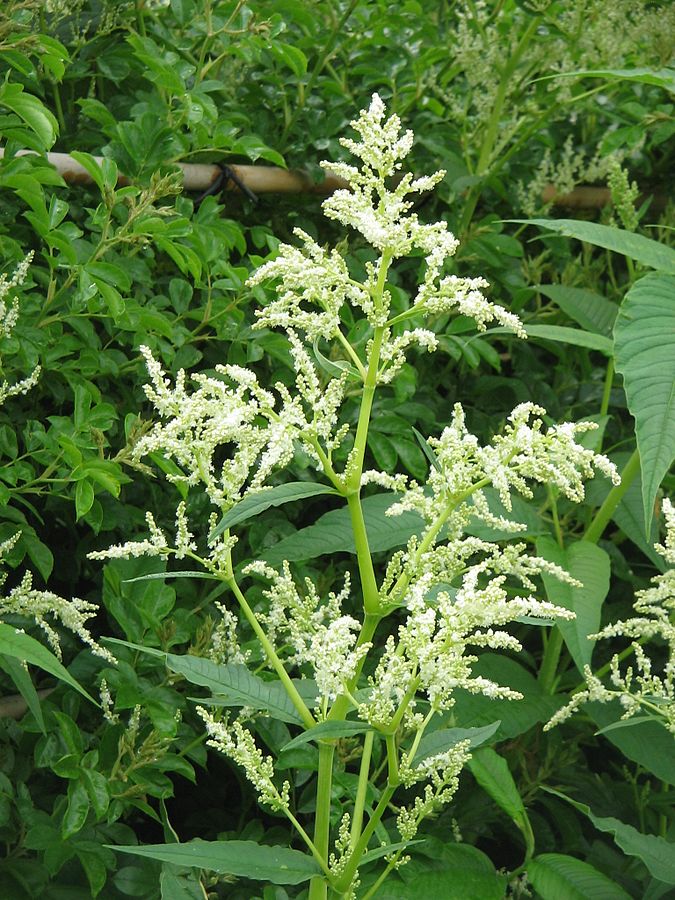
<box><xmin>0</xmin><ymin>1</ymin><xmax>673</xmax><ymax>897</ymax></box>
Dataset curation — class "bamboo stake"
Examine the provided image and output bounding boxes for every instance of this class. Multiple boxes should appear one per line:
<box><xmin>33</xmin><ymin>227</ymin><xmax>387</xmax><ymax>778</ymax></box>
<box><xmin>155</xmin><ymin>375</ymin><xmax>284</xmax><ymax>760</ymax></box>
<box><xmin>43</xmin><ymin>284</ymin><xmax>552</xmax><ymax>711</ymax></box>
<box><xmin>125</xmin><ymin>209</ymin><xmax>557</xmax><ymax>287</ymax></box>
<box><xmin>0</xmin><ymin>148</ymin><xmax>665</xmax><ymax>208</ymax></box>
<box><xmin>0</xmin><ymin>148</ymin><xmax>349</xmax><ymax>195</ymax></box>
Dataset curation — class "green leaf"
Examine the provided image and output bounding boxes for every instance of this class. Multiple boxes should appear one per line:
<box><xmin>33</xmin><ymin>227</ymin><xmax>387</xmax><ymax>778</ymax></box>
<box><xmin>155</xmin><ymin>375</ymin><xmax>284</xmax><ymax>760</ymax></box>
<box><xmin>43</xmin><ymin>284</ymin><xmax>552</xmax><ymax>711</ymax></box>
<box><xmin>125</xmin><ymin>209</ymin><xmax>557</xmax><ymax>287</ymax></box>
<box><xmin>451</xmin><ymin>654</ymin><xmax>562</xmax><ymax>740</ymax></box>
<box><xmin>281</xmin><ymin>721</ymin><xmax>372</xmax><ymax>751</ymax></box>
<box><xmin>544</xmin><ymin>790</ymin><xmax>675</xmax><ymax>884</ymax></box>
<box><xmin>378</xmin><ymin>842</ymin><xmax>506</xmax><ymax>899</ymax></box>
<box><xmin>552</xmin><ymin>67</ymin><xmax>675</xmax><ymax>94</ymax></box>
<box><xmin>0</xmin><ymin>624</ymin><xmax>97</xmax><ymax>705</ymax></box>
<box><xmin>537</xmin><ymin>285</ymin><xmax>617</xmax><ymax>336</ymax></box>
<box><xmin>110</xmin><ymin>840</ymin><xmax>320</xmax><ymax>885</ymax></box>
<box><xmin>613</xmin><ymin>273</ymin><xmax>675</xmax><ymax>532</ymax></box>
<box><xmin>586</xmin><ymin>704</ymin><xmax>675</xmax><ymax>785</ymax></box>
<box><xmin>62</xmin><ymin>780</ymin><xmax>90</xmax><ymax>839</ymax></box>
<box><xmin>536</xmin><ymin>539</ymin><xmax>611</xmax><ymax>673</ymax></box>
<box><xmin>467</xmin><ymin>747</ymin><xmax>528</xmax><ymax>831</ymax></box>
<box><xmin>524</xmin><ymin>324</ymin><xmax>613</xmax><ymax>355</ymax></box>
<box><xmin>528</xmin><ymin>853</ymin><xmax>632</xmax><ymax>899</ymax></box>
<box><xmin>261</xmin><ymin>493</ymin><xmax>425</xmax><ymax>564</ymax></box>
<box><xmin>413</xmin><ymin>722</ymin><xmax>500</xmax><ymax>764</ymax></box>
<box><xmin>0</xmin><ymin>82</ymin><xmax>58</xmax><ymax>149</ymax></box>
<box><xmin>0</xmin><ymin>654</ymin><xmax>46</xmax><ymax>732</ymax></box>
<box><xmin>160</xmin><ymin>868</ymin><xmax>204</xmax><ymax>900</ymax></box>
<box><xmin>76</xmin><ymin>479</ymin><xmax>95</xmax><ymax>521</ymax></box>
<box><xmin>514</xmin><ymin>219</ymin><xmax>675</xmax><ymax>273</ymax></box>
<box><xmin>164</xmin><ymin>653</ymin><xmax>308</xmax><ymax>725</ymax></box>
<box><xmin>211</xmin><ymin>482</ymin><xmax>339</xmax><ymax>540</ymax></box>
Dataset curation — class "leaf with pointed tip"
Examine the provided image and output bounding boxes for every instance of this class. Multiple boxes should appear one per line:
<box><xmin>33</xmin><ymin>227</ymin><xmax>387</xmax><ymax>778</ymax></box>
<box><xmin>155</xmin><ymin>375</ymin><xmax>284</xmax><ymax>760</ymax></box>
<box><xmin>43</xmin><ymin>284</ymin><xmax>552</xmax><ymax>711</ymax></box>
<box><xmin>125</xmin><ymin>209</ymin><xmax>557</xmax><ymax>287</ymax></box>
<box><xmin>528</xmin><ymin>853</ymin><xmax>632</xmax><ymax>899</ymax></box>
<box><xmin>537</xmin><ymin>284</ymin><xmax>617</xmax><ymax>336</ymax></box>
<box><xmin>513</xmin><ymin>219</ymin><xmax>675</xmax><ymax>272</ymax></box>
<box><xmin>614</xmin><ymin>273</ymin><xmax>675</xmax><ymax>532</ymax></box>
<box><xmin>110</xmin><ymin>840</ymin><xmax>320</xmax><ymax>885</ymax></box>
<box><xmin>536</xmin><ymin>539</ymin><xmax>610</xmax><ymax>673</ymax></box>
<box><xmin>211</xmin><ymin>482</ymin><xmax>339</xmax><ymax>540</ymax></box>
<box><xmin>544</xmin><ymin>790</ymin><xmax>675</xmax><ymax>884</ymax></box>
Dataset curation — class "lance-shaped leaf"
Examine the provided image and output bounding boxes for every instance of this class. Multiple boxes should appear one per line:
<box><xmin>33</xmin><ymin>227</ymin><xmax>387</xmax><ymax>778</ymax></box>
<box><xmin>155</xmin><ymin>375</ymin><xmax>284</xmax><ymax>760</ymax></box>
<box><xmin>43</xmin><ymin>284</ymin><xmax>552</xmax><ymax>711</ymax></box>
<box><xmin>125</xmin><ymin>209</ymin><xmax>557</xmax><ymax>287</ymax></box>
<box><xmin>111</xmin><ymin>840</ymin><xmax>321</xmax><ymax>885</ymax></box>
<box><xmin>537</xmin><ymin>284</ymin><xmax>617</xmax><ymax>336</ymax></box>
<box><xmin>536</xmin><ymin>539</ymin><xmax>610</xmax><ymax>674</ymax></box>
<box><xmin>544</xmin><ymin>789</ymin><xmax>675</xmax><ymax>885</ymax></box>
<box><xmin>211</xmin><ymin>481</ymin><xmax>340</xmax><ymax>540</ymax></box>
<box><xmin>528</xmin><ymin>853</ymin><xmax>632</xmax><ymax>899</ymax></box>
<box><xmin>165</xmin><ymin>653</ymin><xmax>309</xmax><ymax>725</ymax></box>
<box><xmin>524</xmin><ymin>324</ymin><xmax>613</xmax><ymax>355</ymax></box>
<box><xmin>468</xmin><ymin>747</ymin><xmax>534</xmax><ymax>858</ymax></box>
<box><xmin>0</xmin><ymin>624</ymin><xmax>97</xmax><ymax>705</ymax></box>
<box><xmin>512</xmin><ymin>219</ymin><xmax>675</xmax><ymax>272</ymax></box>
<box><xmin>412</xmin><ymin>721</ymin><xmax>500</xmax><ymax>764</ymax></box>
<box><xmin>614</xmin><ymin>273</ymin><xmax>675</xmax><ymax>532</ymax></box>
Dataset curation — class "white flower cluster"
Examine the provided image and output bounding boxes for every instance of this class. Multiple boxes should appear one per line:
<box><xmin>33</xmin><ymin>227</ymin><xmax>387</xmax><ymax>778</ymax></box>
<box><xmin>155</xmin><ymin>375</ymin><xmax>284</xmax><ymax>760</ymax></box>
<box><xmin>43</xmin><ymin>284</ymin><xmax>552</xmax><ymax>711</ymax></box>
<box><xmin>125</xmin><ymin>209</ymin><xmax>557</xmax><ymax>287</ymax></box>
<box><xmin>130</xmin><ymin>345</ymin><xmax>348</xmax><ymax>507</ymax></box>
<box><xmin>247</xmin><ymin>94</ymin><xmax>523</xmax><ymax>379</ymax></box>
<box><xmin>547</xmin><ymin>498</ymin><xmax>675</xmax><ymax>735</ymax></box>
<box><xmin>360</xmin><ymin>567</ymin><xmax>574</xmax><ymax>730</ymax></box>
<box><xmin>379</xmin><ymin>402</ymin><xmax>619</xmax><ymax>527</ymax></box>
<box><xmin>244</xmin><ymin>561</ymin><xmax>369</xmax><ymax>710</ymax></box>
<box><xmin>197</xmin><ymin>708</ymin><xmax>290</xmax><ymax>811</ymax></box>
<box><xmin>0</xmin><ymin>536</ymin><xmax>114</xmax><ymax>663</ymax></box>
<box><xmin>395</xmin><ymin>740</ymin><xmax>471</xmax><ymax>843</ymax></box>
<box><xmin>0</xmin><ymin>254</ymin><xmax>41</xmax><ymax>405</ymax></box>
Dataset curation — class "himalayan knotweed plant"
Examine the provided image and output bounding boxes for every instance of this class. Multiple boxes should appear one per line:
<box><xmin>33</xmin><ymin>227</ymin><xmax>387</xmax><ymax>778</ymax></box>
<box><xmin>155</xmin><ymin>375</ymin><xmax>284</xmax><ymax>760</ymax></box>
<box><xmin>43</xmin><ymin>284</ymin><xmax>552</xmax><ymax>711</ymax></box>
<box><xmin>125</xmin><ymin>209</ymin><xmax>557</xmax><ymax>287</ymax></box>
<box><xmin>92</xmin><ymin>96</ymin><xmax>620</xmax><ymax>898</ymax></box>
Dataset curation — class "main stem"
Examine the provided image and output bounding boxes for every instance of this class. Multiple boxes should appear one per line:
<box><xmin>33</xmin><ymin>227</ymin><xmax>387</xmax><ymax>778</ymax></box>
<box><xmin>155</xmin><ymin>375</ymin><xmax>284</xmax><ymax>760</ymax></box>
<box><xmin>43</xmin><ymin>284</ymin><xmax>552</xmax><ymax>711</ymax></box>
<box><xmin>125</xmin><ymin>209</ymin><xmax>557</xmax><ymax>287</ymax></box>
<box><xmin>310</xmin><ymin>254</ymin><xmax>392</xmax><ymax>897</ymax></box>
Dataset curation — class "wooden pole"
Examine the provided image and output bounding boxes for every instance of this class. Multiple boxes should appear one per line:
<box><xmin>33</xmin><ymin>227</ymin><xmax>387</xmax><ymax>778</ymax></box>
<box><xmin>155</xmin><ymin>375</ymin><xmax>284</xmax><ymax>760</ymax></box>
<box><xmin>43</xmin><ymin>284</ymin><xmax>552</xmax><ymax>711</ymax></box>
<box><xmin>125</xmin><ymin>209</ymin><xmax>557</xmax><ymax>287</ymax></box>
<box><xmin>0</xmin><ymin>148</ymin><xmax>664</xmax><ymax>209</ymax></box>
<box><xmin>0</xmin><ymin>148</ymin><xmax>349</xmax><ymax>195</ymax></box>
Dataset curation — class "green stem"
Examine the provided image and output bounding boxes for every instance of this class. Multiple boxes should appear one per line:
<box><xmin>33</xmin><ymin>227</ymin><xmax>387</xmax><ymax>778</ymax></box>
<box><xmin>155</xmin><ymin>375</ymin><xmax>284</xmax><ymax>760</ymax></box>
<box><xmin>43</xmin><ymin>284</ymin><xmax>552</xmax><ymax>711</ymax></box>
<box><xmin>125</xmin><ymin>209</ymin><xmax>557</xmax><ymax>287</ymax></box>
<box><xmin>599</xmin><ymin>358</ymin><xmax>614</xmax><ymax>419</ymax></box>
<box><xmin>539</xmin><ymin>631</ymin><xmax>563</xmax><ymax>696</ymax></box>
<box><xmin>227</xmin><ymin>576</ymin><xmax>316</xmax><ymax>730</ymax></box>
<box><xmin>308</xmin><ymin>741</ymin><xmax>336</xmax><ymax>899</ymax></box>
<box><xmin>347</xmin><ymin>493</ymin><xmax>380</xmax><ymax>615</ymax></box>
<box><xmin>333</xmin><ymin>783</ymin><xmax>398</xmax><ymax>895</ymax></box>
<box><xmin>350</xmin><ymin>731</ymin><xmax>374</xmax><ymax>848</ymax></box>
<box><xmin>584</xmin><ymin>448</ymin><xmax>640</xmax><ymax>545</ymax></box>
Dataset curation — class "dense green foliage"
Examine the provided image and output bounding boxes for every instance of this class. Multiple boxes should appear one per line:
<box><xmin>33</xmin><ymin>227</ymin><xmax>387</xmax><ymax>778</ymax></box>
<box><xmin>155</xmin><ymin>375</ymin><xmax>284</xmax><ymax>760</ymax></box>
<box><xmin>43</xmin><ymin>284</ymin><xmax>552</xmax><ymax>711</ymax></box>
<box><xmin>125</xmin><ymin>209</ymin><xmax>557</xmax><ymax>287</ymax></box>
<box><xmin>0</xmin><ymin>1</ymin><xmax>673</xmax><ymax>898</ymax></box>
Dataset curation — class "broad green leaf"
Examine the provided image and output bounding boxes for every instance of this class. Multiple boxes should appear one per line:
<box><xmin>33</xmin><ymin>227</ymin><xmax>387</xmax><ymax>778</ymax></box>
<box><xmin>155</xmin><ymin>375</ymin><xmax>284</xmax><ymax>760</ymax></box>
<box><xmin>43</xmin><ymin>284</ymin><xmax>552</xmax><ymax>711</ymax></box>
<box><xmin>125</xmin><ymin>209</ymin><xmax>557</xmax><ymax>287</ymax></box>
<box><xmin>537</xmin><ymin>285</ymin><xmax>617</xmax><ymax>336</ymax></box>
<box><xmin>609</xmin><ymin>452</ymin><xmax>664</xmax><ymax>570</ymax></box>
<box><xmin>211</xmin><ymin>482</ymin><xmax>339</xmax><ymax>540</ymax></box>
<box><xmin>587</xmin><ymin>703</ymin><xmax>675</xmax><ymax>785</ymax></box>
<box><xmin>536</xmin><ymin>539</ymin><xmax>610</xmax><ymax>673</ymax></box>
<box><xmin>515</xmin><ymin>219</ymin><xmax>675</xmax><ymax>273</ymax></box>
<box><xmin>0</xmin><ymin>82</ymin><xmax>58</xmax><ymax>148</ymax></box>
<box><xmin>523</xmin><ymin>324</ymin><xmax>613</xmax><ymax>355</ymax></box>
<box><xmin>614</xmin><ymin>273</ymin><xmax>675</xmax><ymax>531</ymax></box>
<box><xmin>467</xmin><ymin>748</ymin><xmax>530</xmax><ymax>841</ymax></box>
<box><xmin>382</xmin><ymin>842</ymin><xmax>506</xmax><ymax>899</ymax></box>
<box><xmin>261</xmin><ymin>493</ymin><xmax>425</xmax><ymax>564</ymax></box>
<box><xmin>281</xmin><ymin>721</ymin><xmax>372</xmax><ymax>751</ymax></box>
<box><xmin>528</xmin><ymin>853</ymin><xmax>632</xmax><ymax>899</ymax></box>
<box><xmin>62</xmin><ymin>780</ymin><xmax>90</xmax><ymax>839</ymax></box>
<box><xmin>160</xmin><ymin>868</ymin><xmax>204</xmax><ymax>900</ymax></box>
<box><xmin>0</xmin><ymin>624</ymin><xmax>97</xmax><ymax>705</ymax></box>
<box><xmin>545</xmin><ymin>790</ymin><xmax>675</xmax><ymax>884</ymax></box>
<box><xmin>165</xmin><ymin>653</ymin><xmax>308</xmax><ymax>725</ymax></box>
<box><xmin>69</xmin><ymin>151</ymin><xmax>106</xmax><ymax>195</ymax></box>
<box><xmin>110</xmin><ymin>840</ymin><xmax>320</xmax><ymax>885</ymax></box>
<box><xmin>451</xmin><ymin>654</ymin><xmax>562</xmax><ymax>740</ymax></box>
<box><xmin>412</xmin><ymin>721</ymin><xmax>500</xmax><ymax>764</ymax></box>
